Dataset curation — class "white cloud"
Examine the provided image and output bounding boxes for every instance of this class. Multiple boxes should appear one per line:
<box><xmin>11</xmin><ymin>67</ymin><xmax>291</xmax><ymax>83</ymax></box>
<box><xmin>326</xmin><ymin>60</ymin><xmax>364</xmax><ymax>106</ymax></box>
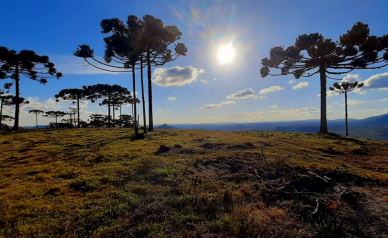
<box><xmin>201</xmin><ymin>100</ymin><xmax>236</xmax><ymax>110</ymax></box>
<box><xmin>332</xmin><ymin>102</ymin><xmax>339</xmax><ymax>104</ymax></box>
<box><xmin>345</xmin><ymin>99</ymin><xmax>364</xmax><ymax>106</ymax></box>
<box><xmin>342</xmin><ymin>74</ymin><xmax>361</xmax><ymax>83</ymax></box>
<box><xmin>289</xmin><ymin>80</ymin><xmax>295</xmax><ymax>84</ymax></box>
<box><xmin>318</xmin><ymin>90</ymin><xmax>339</xmax><ymax>97</ymax></box>
<box><xmin>200</xmin><ymin>103</ymin><xmax>222</xmax><ymax>110</ymax></box>
<box><xmin>227</xmin><ymin>88</ymin><xmax>255</xmax><ymax>99</ymax></box>
<box><xmin>214</xmin><ymin>79</ymin><xmax>217</xmax><ymax>81</ymax></box>
<box><xmin>227</xmin><ymin>107</ymin><xmax>318</xmax><ymax>118</ymax></box>
<box><xmin>259</xmin><ymin>86</ymin><xmax>285</xmax><ymax>95</ymax></box>
<box><xmin>268</xmin><ymin>105</ymin><xmax>278</xmax><ymax>109</ymax></box>
<box><xmin>292</xmin><ymin>81</ymin><xmax>309</xmax><ymax>89</ymax></box>
<box><xmin>359</xmin><ymin>91</ymin><xmax>367</xmax><ymax>95</ymax></box>
<box><xmin>254</xmin><ymin>95</ymin><xmax>267</xmax><ymax>99</ymax></box>
<box><xmin>327</xmin><ymin>105</ymin><xmax>332</xmax><ymax>109</ymax></box>
<box><xmin>156</xmin><ymin>108</ymin><xmax>172</xmax><ymax>114</ymax></box>
<box><xmin>220</xmin><ymin>101</ymin><xmax>236</xmax><ymax>105</ymax></box>
<box><xmin>362</xmin><ymin>72</ymin><xmax>388</xmax><ymax>90</ymax></box>
<box><xmin>152</xmin><ymin>66</ymin><xmax>204</xmax><ymax>87</ymax></box>
<box><xmin>381</xmin><ymin>98</ymin><xmax>388</xmax><ymax>102</ymax></box>
<box><xmin>200</xmin><ymin>79</ymin><xmax>208</xmax><ymax>85</ymax></box>
<box><xmin>168</xmin><ymin>96</ymin><xmax>177</xmax><ymax>101</ymax></box>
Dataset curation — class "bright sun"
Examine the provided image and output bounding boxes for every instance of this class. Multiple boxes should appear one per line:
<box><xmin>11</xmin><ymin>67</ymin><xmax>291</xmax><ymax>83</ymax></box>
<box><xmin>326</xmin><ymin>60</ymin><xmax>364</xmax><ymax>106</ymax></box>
<box><xmin>217</xmin><ymin>45</ymin><xmax>235</xmax><ymax>64</ymax></box>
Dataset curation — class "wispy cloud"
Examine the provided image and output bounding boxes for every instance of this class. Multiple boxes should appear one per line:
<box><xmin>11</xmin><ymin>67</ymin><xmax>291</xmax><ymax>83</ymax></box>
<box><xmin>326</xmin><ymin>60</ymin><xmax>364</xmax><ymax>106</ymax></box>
<box><xmin>259</xmin><ymin>86</ymin><xmax>285</xmax><ymax>95</ymax></box>
<box><xmin>227</xmin><ymin>88</ymin><xmax>255</xmax><ymax>99</ymax></box>
<box><xmin>200</xmin><ymin>79</ymin><xmax>208</xmax><ymax>85</ymax></box>
<box><xmin>152</xmin><ymin>66</ymin><xmax>204</xmax><ymax>87</ymax></box>
<box><xmin>292</xmin><ymin>81</ymin><xmax>309</xmax><ymax>89</ymax></box>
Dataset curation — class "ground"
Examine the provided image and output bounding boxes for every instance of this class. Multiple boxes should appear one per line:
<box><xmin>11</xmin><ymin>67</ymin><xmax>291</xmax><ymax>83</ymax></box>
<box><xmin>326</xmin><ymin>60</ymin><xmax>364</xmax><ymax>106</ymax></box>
<box><xmin>0</xmin><ymin>128</ymin><xmax>388</xmax><ymax>237</ymax></box>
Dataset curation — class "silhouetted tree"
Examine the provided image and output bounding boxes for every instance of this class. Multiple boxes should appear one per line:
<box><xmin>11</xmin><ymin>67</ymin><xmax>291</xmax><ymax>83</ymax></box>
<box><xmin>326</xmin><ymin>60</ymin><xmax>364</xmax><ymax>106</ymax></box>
<box><xmin>87</xmin><ymin>84</ymin><xmax>130</xmax><ymax>127</ymax></box>
<box><xmin>55</xmin><ymin>88</ymin><xmax>92</xmax><ymax>128</ymax></box>
<box><xmin>0</xmin><ymin>92</ymin><xmax>29</xmax><ymax>123</ymax></box>
<box><xmin>28</xmin><ymin>109</ymin><xmax>44</xmax><ymax>129</ymax></box>
<box><xmin>89</xmin><ymin>114</ymin><xmax>109</xmax><ymax>127</ymax></box>
<box><xmin>329</xmin><ymin>81</ymin><xmax>364</xmax><ymax>136</ymax></box>
<box><xmin>74</xmin><ymin>16</ymin><xmax>142</xmax><ymax>135</ymax></box>
<box><xmin>68</xmin><ymin>107</ymin><xmax>77</xmax><ymax>127</ymax></box>
<box><xmin>260</xmin><ymin>22</ymin><xmax>388</xmax><ymax>133</ymax></box>
<box><xmin>140</xmin><ymin>14</ymin><xmax>188</xmax><ymax>132</ymax></box>
<box><xmin>0</xmin><ymin>47</ymin><xmax>62</xmax><ymax>131</ymax></box>
<box><xmin>43</xmin><ymin>111</ymin><xmax>67</xmax><ymax>128</ymax></box>
<box><xmin>118</xmin><ymin>114</ymin><xmax>133</xmax><ymax>128</ymax></box>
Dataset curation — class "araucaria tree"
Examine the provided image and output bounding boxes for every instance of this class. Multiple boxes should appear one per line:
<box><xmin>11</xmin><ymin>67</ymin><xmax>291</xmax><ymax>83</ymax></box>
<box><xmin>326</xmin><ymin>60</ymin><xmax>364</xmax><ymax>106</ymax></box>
<box><xmin>74</xmin><ymin>16</ymin><xmax>142</xmax><ymax>135</ymax></box>
<box><xmin>260</xmin><ymin>22</ymin><xmax>388</xmax><ymax>133</ymax></box>
<box><xmin>0</xmin><ymin>47</ymin><xmax>62</xmax><ymax>131</ymax></box>
<box><xmin>0</xmin><ymin>92</ymin><xmax>29</xmax><ymax>123</ymax></box>
<box><xmin>43</xmin><ymin>111</ymin><xmax>67</xmax><ymax>128</ymax></box>
<box><xmin>140</xmin><ymin>14</ymin><xmax>188</xmax><ymax>131</ymax></box>
<box><xmin>55</xmin><ymin>88</ymin><xmax>92</xmax><ymax>128</ymax></box>
<box><xmin>74</xmin><ymin>15</ymin><xmax>188</xmax><ymax>134</ymax></box>
<box><xmin>29</xmin><ymin>109</ymin><xmax>44</xmax><ymax>129</ymax></box>
<box><xmin>87</xmin><ymin>84</ymin><xmax>130</xmax><ymax>128</ymax></box>
<box><xmin>329</xmin><ymin>81</ymin><xmax>364</xmax><ymax>136</ymax></box>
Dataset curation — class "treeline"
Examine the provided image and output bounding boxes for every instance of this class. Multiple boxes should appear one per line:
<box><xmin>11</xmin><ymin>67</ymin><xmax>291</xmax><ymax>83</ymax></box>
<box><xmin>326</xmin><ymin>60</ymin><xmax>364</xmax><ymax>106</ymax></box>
<box><xmin>0</xmin><ymin>14</ymin><xmax>187</xmax><ymax>135</ymax></box>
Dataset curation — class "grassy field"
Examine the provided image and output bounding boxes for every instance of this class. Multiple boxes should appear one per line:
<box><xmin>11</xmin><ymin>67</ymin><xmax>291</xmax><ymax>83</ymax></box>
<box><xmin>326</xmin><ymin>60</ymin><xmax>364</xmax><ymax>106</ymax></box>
<box><xmin>1</xmin><ymin>128</ymin><xmax>388</xmax><ymax>237</ymax></box>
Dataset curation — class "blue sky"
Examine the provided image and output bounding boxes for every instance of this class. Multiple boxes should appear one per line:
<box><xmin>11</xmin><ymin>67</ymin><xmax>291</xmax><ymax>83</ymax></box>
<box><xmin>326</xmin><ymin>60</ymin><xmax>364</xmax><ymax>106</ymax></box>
<box><xmin>1</xmin><ymin>0</ymin><xmax>388</xmax><ymax>126</ymax></box>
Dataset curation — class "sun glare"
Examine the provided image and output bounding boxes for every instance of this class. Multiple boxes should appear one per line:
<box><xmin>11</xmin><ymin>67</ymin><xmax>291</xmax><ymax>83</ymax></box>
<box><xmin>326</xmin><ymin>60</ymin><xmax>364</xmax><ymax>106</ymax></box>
<box><xmin>217</xmin><ymin>45</ymin><xmax>235</xmax><ymax>64</ymax></box>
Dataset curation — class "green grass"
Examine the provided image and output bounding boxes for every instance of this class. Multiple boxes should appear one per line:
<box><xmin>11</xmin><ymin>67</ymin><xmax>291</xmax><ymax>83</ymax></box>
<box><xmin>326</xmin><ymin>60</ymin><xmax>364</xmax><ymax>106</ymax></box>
<box><xmin>1</xmin><ymin>128</ymin><xmax>388</xmax><ymax>237</ymax></box>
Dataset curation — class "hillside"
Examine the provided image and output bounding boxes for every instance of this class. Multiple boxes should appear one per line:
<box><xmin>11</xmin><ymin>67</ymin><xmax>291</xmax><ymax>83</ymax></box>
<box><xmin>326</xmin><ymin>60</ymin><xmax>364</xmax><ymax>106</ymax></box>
<box><xmin>1</xmin><ymin>129</ymin><xmax>388</xmax><ymax>237</ymax></box>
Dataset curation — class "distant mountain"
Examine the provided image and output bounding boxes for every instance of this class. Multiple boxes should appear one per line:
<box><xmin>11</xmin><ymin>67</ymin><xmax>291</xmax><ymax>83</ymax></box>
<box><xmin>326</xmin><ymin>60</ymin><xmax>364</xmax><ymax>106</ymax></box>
<box><xmin>155</xmin><ymin>123</ymin><xmax>175</xmax><ymax>129</ymax></box>
<box><xmin>166</xmin><ymin>113</ymin><xmax>388</xmax><ymax>141</ymax></box>
<box><xmin>22</xmin><ymin>125</ymin><xmax>47</xmax><ymax>129</ymax></box>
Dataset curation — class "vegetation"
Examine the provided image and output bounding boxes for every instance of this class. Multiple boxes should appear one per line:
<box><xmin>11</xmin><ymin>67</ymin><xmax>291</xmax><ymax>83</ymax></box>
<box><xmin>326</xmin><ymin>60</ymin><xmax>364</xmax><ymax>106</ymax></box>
<box><xmin>55</xmin><ymin>88</ymin><xmax>93</xmax><ymax>128</ymax></box>
<box><xmin>260</xmin><ymin>22</ymin><xmax>388</xmax><ymax>134</ymax></box>
<box><xmin>43</xmin><ymin>111</ymin><xmax>67</xmax><ymax>128</ymax></box>
<box><xmin>74</xmin><ymin>14</ymin><xmax>187</xmax><ymax>135</ymax></box>
<box><xmin>0</xmin><ymin>47</ymin><xmax>62</xmax><ymax>131</ymax></box>
<box><xmin>28</xmin><ymin>109</ymin><xmax>44</xmax><ymax>129</ymax></box>
<box><xmin>329</xmin><ymin>81</ymin><xmax>364</xmax><ymax>136</ymax></box>
<box><xmin>0</xmin><ymin>129</ymin><xmax>388</xmax><ymax>237</ymax></box>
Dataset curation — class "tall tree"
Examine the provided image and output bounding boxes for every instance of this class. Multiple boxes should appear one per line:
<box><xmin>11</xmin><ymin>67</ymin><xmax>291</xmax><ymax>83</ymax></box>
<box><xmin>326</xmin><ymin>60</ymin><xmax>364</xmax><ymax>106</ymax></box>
<box><xmin>329</xmin><ymin>81</ymin><xmax>364</xmax><ymax>136</ymax></box>
<box><xmin>55</xmin><ymin>88</ymin><xmax>92</xmax><ymax>128</ymax></box>
<box><xmin>43</xmin><ymin>111</ymin><xmax>67</xmax><ymax>128</ymax></box>
<box><xmin>68</xmin><ymin>107</ymin><xmax>77</xmax><ymax>127</ymax></box>
<box><xmin>87</xmin><ymin>84</ymin><xmax>130</xmax><ymax>128</ymax></box>
<box><xmin>74</xmin><ymin>16</ymin><xmax>143</xmax><ymax>135</ymax></box>
<box><xmin>0</xmin><ymin>47</ymin><xmax>62</xmax><ymax>131</ymax></box>
<box><xmin>140</xmin><ymin>14</ymin><xmax>188</xmax><ymax>131</ymax></box>
<box><xmin>28</xmin><ymin>109</ymin><xmax>44</xmax><ymax>129</ymax></box>
<box><xmin>260</xmin><ymin>22</ymin><xmax>388</xmax><ymax>133</ymax></box>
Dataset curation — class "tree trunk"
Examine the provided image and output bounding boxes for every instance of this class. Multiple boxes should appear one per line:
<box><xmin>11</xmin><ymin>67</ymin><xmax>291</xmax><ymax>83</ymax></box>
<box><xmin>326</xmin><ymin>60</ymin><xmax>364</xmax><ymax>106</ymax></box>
<box><xmin>132</xmin><ymin>64</ymin><xmax>138</xmax><ymax>135</ymax></box>
<box><xmin>147</xmin><ymin>50</ymin><xmax>153</xmax><ymax>132</ymax></box>
<box><xmin>318</xmin><ymin>66</ymin><xmax>328</xmax><ymax>134</ymax></box>
<box><xmin>55</xmin><ymin>116</ymin><xmax>58</xmax><ymax>129</ymax></box>
<box><xmin>107</xmin><ymin>93</ymin><xmax>111</xmax><ymax>128</ymax></box>
<box><xmin>113</xmin><ymin>105</ymin><xmax>115</xmax><ymax>126</ymax></box>
<box><xmin>345</xmin><ymin>90</ymin><xmax>348</xmax><ymax>137</ymax></box>
<box><xmin>36</xmin><ymin>114</ymin><xmax>38</xmax><ymax>129</ymax></box>
<box><xmin>0</xmin><ymin>99</ymin><xmax>3</xmax><ymax>124</ymax></box>
<box><xmin>12</xmin><ymin>65</ymin><xmax>20</xmax><ymax>131</ymax></box>
<box><xmin>77</xmin><ymin>97</ymin><xmax>80</xmax><ymax>128</ymax></box>
<box><xmin>119</xmin><ymin>105</ymin><xmax>122</xmax><ymax>128</ymax></box>
<box><xmin>140</xmin><ymin>56</ymin><xmax>147</xmax><ymax>134</ymax></box>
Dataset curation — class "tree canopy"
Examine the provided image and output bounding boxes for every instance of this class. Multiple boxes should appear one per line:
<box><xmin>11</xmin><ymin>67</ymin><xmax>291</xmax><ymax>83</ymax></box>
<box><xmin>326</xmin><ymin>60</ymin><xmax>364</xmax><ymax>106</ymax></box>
<box><xmin>0</xmin><ymin>47</ymin><xmax>62</xmax><ymax>130</ymax></box>
<box><xmin>55</xmin><ymin>88</ymin><xmax>92</xmax><ymax>128</ymax></box>
<box><xmin>260</xmin><ymin>22</ymin><xmax>388</xmax><ymax>133</ymax></box>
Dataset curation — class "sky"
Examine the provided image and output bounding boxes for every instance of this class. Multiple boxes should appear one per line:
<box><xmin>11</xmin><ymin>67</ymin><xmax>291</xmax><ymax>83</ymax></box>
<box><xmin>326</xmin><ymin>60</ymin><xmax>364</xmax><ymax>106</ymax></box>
<box><xmin>1</xmin><ymin>0</ymin><xmax>388</xmax><ymax>126</ymax></box>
